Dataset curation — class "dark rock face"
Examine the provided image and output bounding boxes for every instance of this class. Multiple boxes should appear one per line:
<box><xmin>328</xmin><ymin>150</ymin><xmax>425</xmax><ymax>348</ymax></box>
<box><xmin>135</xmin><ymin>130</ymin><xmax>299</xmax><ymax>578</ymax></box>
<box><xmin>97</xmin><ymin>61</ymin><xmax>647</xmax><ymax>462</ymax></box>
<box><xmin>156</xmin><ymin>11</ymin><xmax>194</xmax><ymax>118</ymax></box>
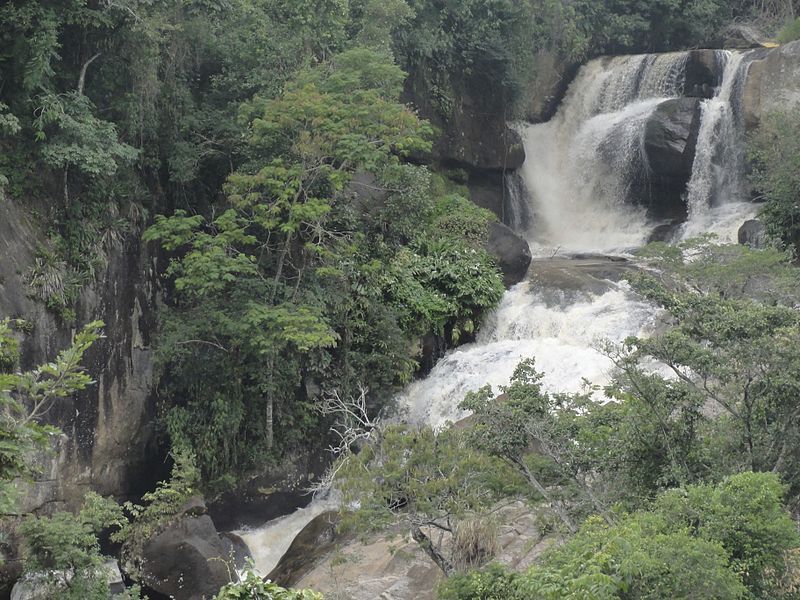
<box><xmin>684</xmin><ymin>50</ymin><xmax>722</xmax><ymax>98</ymax></box>
<box><xmin>738</xmin><ymin>219</ymin><xmax>767</xmax><ymax>249</ymax></box>
<box><xmin>643</xmin><ymin>97</ymin><xmax>703</xmax><ymax>217</ymax></box>
<box><xmin>135</xmin><ymin>497</ymin><xmax>238</xmax><ymax>600</ymax></box>
<box><xmin>0</xmin><ymin>195</ymin><xmax>164</xmax><ymax>515</ymax></box>
<box><xmin>268</xmin><ymin>511</ymin><xmax>342</xmax><ymax>588</ymax></box>
<box><xmin>645</xmin><ymin>97</ymin><xmax>703</xmax><ymax>179</ymax></box>
<box><xmin>485</xmin><ymin>222</ymin><xmax>532</xmax><ymax>288</ymax></box>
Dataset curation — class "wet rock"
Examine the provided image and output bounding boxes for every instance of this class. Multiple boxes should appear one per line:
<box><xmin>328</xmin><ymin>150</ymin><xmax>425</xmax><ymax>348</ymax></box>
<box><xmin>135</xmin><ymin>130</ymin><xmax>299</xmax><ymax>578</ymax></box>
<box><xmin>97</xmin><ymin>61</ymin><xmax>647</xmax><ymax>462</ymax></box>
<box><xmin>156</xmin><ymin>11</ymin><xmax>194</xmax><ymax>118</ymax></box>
<box><xmin>131</xmin><ymin>497</ymin><xmax>234</xmax><ymax>600</ymax></box>
<box><xmin>738</xmin><ymin>219</ymin><xmax>767</xmax><ymax>248</ymax></box>
<box><xmin>684</xmin><ymin>50</ymin><xmax>721</xmax><ymax>98</ymax></box>
<box><xmin>643</xmin><ymin>97</ymin><xmax>703</xmax><ymax>217</ymax></box>
<box><xmin>268</xmin><ymin>511</ymin><xmax>342</xmax><ymax>587</ymax></box>
<box><xmin>644</xmin><ymin>98</ymin><xmax>703</xmax><ymax>180</ymax></box>
<box><xmin>467</xmin><ymin>170</ymin><xmax>505</xmax><ymax>220</ymax></box>
<box><xmin>485</xmin><ymin>222</ymin><xmax>532</xmax><ymax>288</ymax></box>
<box><xmin>521</xmin><ymin>51</ymin><xmax>580</xmax><ymax>124</ymax></box>
<box><xmin>0</xmin><ymin>193</ymin><xmax>164</xmax><ymax>521</ymax></box>
<box><xmin>742</xmin><ymin>41</ymin><xmax>800</xmax><ymax>130</ymax></box>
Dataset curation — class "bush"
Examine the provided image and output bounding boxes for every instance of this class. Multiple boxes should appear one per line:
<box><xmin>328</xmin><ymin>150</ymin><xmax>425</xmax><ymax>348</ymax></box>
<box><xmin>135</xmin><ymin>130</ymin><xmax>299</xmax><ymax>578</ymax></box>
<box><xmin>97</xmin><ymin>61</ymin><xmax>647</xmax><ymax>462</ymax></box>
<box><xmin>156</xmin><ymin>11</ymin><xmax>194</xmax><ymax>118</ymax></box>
<box><xmin>778</xmin><ymin>17</ymin><xmax>800</xmax><ymax>42</ymax></box>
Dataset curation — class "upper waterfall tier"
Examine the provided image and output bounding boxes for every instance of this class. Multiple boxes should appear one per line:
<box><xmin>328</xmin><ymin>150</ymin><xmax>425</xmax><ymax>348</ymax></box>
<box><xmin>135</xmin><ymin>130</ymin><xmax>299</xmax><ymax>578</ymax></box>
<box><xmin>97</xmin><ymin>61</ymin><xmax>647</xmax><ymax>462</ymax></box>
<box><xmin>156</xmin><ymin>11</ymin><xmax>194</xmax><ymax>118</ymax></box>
<box><xmin>511</xmin><ymin>49</ymin><xmax>759</xmax><ymax>255</ymax></box>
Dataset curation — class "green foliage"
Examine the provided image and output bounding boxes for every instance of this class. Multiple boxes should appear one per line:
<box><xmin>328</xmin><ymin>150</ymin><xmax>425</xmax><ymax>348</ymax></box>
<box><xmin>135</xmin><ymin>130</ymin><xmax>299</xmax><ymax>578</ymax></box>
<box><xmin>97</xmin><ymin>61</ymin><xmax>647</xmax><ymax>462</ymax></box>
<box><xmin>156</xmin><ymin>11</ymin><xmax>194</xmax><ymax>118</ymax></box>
<box><xmin>778</xmin><ymin>17</ymin><xmax>800</xmax><ymax>42</ymax></box>
<box><xmin>621</xmin><ymin>243</ymin><xmax>800</xmax><ymax>501</ymax></box>
<box><xmin>215</xmin><ymin>568</ymin><xmax>323</xmax><ymax>599</ymax></box>
<box><xmin>19</xmin><ymin>492</ymin><xmax>125</xmax><ymax>600</ymax></box>
<box><xmin>437</xmin><ymin>563</ymin><xmax>520</xmax><ymax>600</ymax></box>
<box><xmin>32</xmin><ymin>92</ymin><xmax>138</xmax><ymax>178</ymax></box>
<box><xmin>336</xmin><ymin>424</ymin><xmax>518</xmax><ymax>575</ymax></box>
<box><xmin>0</xmin><ymin>320</ymin><xmax>102</xmax><ymax>514</ymax></box>
<box><xmin>749</xmin><ymin>110</ymin><xmax>800</xmax><ymax>253</ymax></box>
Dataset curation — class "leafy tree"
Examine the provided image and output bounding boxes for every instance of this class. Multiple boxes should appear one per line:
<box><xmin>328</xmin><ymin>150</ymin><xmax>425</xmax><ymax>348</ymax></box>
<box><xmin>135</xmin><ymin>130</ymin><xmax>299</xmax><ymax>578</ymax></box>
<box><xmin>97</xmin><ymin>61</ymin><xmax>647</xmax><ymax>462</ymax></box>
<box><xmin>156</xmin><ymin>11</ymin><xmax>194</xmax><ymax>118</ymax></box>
<box><xmin>620</xmin><ymin>243</ymin><xmax>800</xmax><ymax>501</ymax></box>
<box><xmin>0</xmin><ymin>319</ymin><xmax>103</xmax><ymax>513</ymax></box>
<box><xmin>749</xmin><ymin>110</ymin><xmax>800</xmax><ymax>253</ymax></box>
<box><xmin>18</xmin><ymin>492</ymin><xmax>130</xmax><ymax>600</ymax></box>
<box><xmin>460</xmin><ymin>359</ymin><xmax>613</xmax><ymax>533</ymax></box>
<box><xmin>335</xmin><ymin>423</ymin><xmax>518</xmax><ymax>576</ymax></box>
<box><xmin>214</xmin><ymin>568</ymin><xmax>323</xmax><ymax>599</ymax></box>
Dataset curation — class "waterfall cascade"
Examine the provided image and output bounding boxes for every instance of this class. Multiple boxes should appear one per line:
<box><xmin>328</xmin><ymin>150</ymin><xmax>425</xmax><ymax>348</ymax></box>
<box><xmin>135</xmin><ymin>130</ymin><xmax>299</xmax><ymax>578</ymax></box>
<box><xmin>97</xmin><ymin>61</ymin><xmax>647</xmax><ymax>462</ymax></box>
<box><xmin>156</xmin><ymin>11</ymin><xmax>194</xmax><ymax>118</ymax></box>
<box><xmin>240</xmin><ymin>48</ymin><xmax>764</xmax><ymax>576</ymax></box>
<box><xmin>517</xmin><ymin>49</ymin><xmax>758</xmax><ymax>254</ymax></box>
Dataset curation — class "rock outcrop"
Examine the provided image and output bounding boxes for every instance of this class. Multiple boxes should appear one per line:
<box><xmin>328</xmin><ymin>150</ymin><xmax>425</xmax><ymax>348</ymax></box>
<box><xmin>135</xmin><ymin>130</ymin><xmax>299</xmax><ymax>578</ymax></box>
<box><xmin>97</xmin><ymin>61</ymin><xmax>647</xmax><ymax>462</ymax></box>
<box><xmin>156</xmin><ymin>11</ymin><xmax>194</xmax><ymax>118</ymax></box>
<box><xmin>738</xmin><ymin>219</ymin><xmax>767</xmax><ymax>249</ymax></box>
<box><xmin>742</xmin><ymin>41</ymin><xmax>800</xmax><ymax>130</ymax></box>
<box><xmin>130</xmin><ymin>496</ymin><xmax>243</xmax><ymax>600</ymax></box>
<box><xmin>485</xmin><ymin>222</ymin><xmax>533</xmax><ymax>287</ymax></box>
<box><xmin>0</xmin><ymin>195</ymin><xmax>163</xmax><ymax>514</ymax></box>
<box><xmin>643</xmin><ymin>97</ymin><xmax>703</xmax><ymax>217</ymax></box>
<box><xmin>277</xmin><ymin>502</ymin><xmax>553</xmax><ymax>600</ymax></box>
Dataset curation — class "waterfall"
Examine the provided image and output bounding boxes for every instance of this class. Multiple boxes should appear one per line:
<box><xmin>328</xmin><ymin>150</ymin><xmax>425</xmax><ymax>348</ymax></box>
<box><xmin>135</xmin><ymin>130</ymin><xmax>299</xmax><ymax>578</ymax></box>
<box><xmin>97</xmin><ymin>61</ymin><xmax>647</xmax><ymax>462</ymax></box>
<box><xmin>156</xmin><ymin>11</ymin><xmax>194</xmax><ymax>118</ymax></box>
<box><xmin>516</xmin><ymin>53</ymin><xmax>690</xmax><ymax>255</ymax></box>
<box><xmin>397</xmin><ymin>274</ymin><xmax>658</xmax><ymax>428</ymax></box>
<box><xmin>242</xmin><ymin>48</ymin><xmax>764</xmax><ymax>578</ymax></box>
<box><xmin>678</xmin><ymin>50</ymin><xmax>759</xmax><ymax>242</ymax></box>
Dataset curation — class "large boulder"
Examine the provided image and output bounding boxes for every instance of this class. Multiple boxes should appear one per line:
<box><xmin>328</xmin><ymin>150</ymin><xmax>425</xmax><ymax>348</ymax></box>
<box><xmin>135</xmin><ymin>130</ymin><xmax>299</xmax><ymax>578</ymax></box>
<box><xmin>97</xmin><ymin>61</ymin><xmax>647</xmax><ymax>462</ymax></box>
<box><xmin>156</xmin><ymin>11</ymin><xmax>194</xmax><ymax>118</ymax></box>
<box><xmin>742</xmin><ymin>41</ymin><xmax>800</xmax><ymax>130</ymax></box>
<box><xmin>485</xmin><ymin>222</ymin><xmax>532</xmax><ymax>287</ymax></box>
<box><xmin>684</xmin><ymin>50</ymin><xmax>722</xmax><ymax>99</ymax></box>
<box><xmin>643</xmin><ymin>97</ymin><xmax>703</xmax><ymax>217</ymax></box>
<box><xmin>644</xmin><ymin>98</ymin><xmax>703</xmax><ymax>179</ymax></box>
<box><xmin>738</xmin><ymin>219</ymin><xmax>767</xmax><ymax>249</ymax></box>
<box><xmin>723</xmin><ymin>24</ymin><xmax>769</xmax><ymax>49</ymax></box>
<box><xmin>10</xmin><ymin>561</ymin><xmax>125</xmax><ymax>600</ymax></box>
<box><xmin>132</xmin><ymin>496</ymin><xmax>241</xmax><ymax>600</ymax></box>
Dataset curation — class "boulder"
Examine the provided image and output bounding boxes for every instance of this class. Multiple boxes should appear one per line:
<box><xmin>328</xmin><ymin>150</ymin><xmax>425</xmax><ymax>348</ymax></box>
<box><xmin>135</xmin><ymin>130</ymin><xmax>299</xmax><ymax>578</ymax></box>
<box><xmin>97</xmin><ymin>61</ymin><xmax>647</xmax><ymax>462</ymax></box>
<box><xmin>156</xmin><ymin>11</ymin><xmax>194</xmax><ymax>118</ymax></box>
<box><xmin>10</xmin><ymin>561</ymin><xmax>125</xmax><ymax>600</ymax></box>
<box><xmin>684</xmin><ymin>50</ymin><xmax>721</xmax><ymax>98</ymax></box>
<box><xmin>738</xmin><ymin>219</ymin><xmax>767</xmax><ymax>249</ymax></box>
<box><xmin>742</xmin><ymin>41</ymin><xmax>800</xmax><ymax>130</ymax></box>
<box><xmin>268</xmin><ymin>511</ymin><xmax>342</xmax><ymax>587</ymax></box>
<box><xmin>133</xmin><ymin>497</ymin><xmax>237</xmax><ymax>600</ymax></box>
<box><xmin>644</xmin><ymin>98</ymin><xmax>703</xmax><ymax>180</ymax></box>
<box><xmin>485</xmin><ymin>222</ymin><xmax>532</xmax><ymax>287</ymax></box>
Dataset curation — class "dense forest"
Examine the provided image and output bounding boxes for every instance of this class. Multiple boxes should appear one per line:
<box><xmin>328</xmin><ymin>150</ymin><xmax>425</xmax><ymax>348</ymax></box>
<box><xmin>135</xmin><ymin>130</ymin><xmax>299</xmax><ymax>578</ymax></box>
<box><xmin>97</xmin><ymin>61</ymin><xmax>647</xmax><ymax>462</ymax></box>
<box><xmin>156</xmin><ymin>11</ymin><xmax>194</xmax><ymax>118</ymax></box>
<box><xmin>2</xmin><ymin>0</ymin><xmax>800</xmax><ymax>598</ymax></box>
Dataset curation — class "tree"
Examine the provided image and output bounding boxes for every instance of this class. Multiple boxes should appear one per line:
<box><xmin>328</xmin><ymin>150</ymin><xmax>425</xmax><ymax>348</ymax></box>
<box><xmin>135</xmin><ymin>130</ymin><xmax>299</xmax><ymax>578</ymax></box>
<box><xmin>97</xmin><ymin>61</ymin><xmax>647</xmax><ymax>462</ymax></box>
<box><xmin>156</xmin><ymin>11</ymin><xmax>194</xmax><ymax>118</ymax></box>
<box><xmin>0</xmin><ymin>319</ymin><xmax>103</xmax><ymax>514</ymax></box>
<box><xmin>749</xmin><ymin>110</ymin><xmax>800</xmax><ymax>253</ymax></box>
<box><xmin>334</xmin><ymin>420</ymin><xmax>517</xmax><ymax>576</ymax></box>
<box><xmin>18</xmin><ymin>492</ymin><xmax>129</xmax><ymax>600</ymax></box>
<box><xmin>460</xmin><ymin>359</ymin><xmax>613</xmax><ymax>533</ymax></box>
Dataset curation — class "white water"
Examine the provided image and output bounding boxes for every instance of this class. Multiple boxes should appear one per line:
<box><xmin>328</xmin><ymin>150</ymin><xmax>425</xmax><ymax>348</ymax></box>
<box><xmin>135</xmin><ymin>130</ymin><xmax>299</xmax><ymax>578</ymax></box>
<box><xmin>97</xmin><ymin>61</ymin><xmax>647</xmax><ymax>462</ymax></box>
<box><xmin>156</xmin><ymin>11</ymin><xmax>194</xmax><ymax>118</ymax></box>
<box><xmin>238</xmin><ymin>48</ymin><xmax>762</xmax><ymax>577</ymax></box>
<box><xmin>398</xmin><ymin>278</ymin><xmax>658</xmax><ymax>428</ymax></box>
<box><xmin>677</xmin><ymin>50</ymin><xmax>758</xmax><ymax>243</ymax></box>
<box><xmin>234</xmin><ymin>493</ymin><xmax>340</xmax><ymax>577</ymax></box>
<box><xmin>516</xmin><ymin>53</ymin><xmax>689</xmax><ymax>254</ymax></box>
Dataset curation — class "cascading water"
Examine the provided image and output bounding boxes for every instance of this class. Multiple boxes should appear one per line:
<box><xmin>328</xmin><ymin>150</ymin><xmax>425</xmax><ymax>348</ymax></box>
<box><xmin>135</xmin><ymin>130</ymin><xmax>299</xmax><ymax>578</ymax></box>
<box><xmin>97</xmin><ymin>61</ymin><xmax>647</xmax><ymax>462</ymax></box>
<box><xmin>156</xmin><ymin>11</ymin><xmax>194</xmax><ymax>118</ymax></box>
<box><xmin>678</xmin><ymin>50</ymin><xmax>759</xmax><ymax>241</ymax></box>
<box><xmin>239</xmin><ymin>48</ymin><xmax>763</xmax><ymax>577</ymax></box>
<box><xmin>516</xmin><ymin>53</ymin><xmax>690</xmax><ymax>253</ymax></box>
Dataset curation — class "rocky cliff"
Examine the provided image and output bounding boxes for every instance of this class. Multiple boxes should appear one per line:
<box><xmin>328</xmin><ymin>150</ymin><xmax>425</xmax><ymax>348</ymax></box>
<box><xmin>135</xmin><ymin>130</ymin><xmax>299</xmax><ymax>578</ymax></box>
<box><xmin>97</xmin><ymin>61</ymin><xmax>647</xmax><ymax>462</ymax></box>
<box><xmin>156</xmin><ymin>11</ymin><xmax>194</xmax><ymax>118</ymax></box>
<box><xmin>0</xmin><ymin>195</ymin><xmax>163</xmax><ymax>514</ymax></box>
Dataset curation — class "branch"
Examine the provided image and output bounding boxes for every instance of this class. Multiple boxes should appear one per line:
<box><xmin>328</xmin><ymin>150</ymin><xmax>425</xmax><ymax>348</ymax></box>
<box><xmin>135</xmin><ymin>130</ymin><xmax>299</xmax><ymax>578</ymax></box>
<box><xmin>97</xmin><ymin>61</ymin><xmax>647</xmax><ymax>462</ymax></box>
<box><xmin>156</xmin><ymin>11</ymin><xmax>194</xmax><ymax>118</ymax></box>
<box><xmin>77</xmin><ymin>53</ymin><xmax>101</xmax><ymax>96</ymax></box>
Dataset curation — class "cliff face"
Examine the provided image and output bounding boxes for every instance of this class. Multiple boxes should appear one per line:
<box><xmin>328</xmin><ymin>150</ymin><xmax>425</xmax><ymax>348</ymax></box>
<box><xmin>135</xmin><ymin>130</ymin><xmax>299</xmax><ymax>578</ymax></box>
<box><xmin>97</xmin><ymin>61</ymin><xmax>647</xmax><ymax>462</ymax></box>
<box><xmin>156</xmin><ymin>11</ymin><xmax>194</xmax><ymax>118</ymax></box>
<box><xmin>0</xmin><ymin>194</ymin><xmax>163</xmax><ymax>514</ymax></box>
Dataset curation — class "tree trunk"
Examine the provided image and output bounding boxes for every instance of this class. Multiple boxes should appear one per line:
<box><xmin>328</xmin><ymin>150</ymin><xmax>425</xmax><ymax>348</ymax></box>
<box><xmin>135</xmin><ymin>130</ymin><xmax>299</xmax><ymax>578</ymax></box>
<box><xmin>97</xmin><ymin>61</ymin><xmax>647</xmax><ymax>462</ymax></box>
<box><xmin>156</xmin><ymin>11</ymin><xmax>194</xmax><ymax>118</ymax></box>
<box><xmin>411</xmin><ymin>524</ymin><xmax>454</xmax><ymax>576</ymax></box>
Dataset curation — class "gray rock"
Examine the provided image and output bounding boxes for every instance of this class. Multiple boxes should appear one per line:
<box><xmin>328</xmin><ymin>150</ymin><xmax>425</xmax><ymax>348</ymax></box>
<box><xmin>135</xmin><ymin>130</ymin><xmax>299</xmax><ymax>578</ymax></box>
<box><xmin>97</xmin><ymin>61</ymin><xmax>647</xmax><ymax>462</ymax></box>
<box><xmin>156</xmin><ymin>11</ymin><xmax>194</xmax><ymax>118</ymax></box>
<box><xmin>644</xmin><ymin>98</ymin><xmax>703</xmax><ymax>180</ymax></box>
<box><xmin>723</xmin><ymin>24</ymin><xmax>768</xmax><ymax>49</ymax></box>
<box><xmin>132</xmin><ymin>497</ymin><xmax>233</xmax><ymax>600</ymax></box>
<box><xmin>742</xmin><ymin>41</ymin><xmax>800</xmax><ymax>130</ymax></box>
<box><xmin>10</xmin><ymin>561</ymin><xmax>125</xmax><ymax>600</ymax></box>
<box><xmin>738</xmin><ymin>219</ymin><xmax>767</xmax><ymax>248</ymax></box>
<box><xmin>684</xmin><ymin>50</ymin><xmax>722</xmax><ymax>98</ymax></box>
<box><xmin>485</xmin><ymin>222</ymin><xmax>532</xmax><ymax>288</ymax></box>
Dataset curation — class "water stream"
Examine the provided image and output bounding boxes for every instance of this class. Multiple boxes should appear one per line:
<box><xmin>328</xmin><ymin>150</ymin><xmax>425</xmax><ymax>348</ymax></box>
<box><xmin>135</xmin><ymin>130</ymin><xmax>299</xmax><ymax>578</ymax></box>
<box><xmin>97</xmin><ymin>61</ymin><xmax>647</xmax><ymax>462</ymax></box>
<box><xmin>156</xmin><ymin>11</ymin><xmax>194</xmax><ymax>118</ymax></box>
<box><xmin>238</xmin><ymin>48</ymin><xmax>761</xmax><ymax>576</ymax></box>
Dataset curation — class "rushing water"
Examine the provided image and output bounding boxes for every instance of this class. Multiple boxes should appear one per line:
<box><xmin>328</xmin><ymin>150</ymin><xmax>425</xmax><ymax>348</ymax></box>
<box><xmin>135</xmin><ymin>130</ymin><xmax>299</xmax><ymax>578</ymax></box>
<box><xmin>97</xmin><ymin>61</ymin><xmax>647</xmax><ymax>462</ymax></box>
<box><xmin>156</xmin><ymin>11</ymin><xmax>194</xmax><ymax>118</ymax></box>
<box><xmin>239</xmin><ymin>48</ymin><xmax>761</xmax><ymax>575</ymax></box>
